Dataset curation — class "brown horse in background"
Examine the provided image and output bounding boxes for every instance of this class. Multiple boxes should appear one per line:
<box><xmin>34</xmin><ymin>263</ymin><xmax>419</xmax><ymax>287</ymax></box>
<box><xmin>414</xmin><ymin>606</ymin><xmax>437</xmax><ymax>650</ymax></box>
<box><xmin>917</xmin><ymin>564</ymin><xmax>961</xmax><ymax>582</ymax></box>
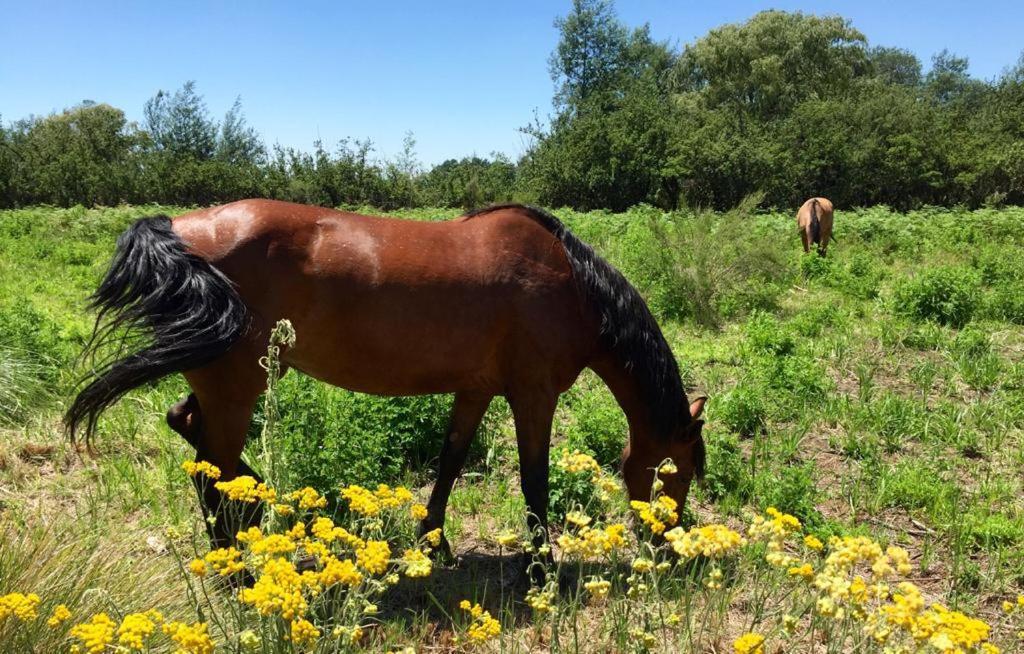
<box><xmin>66</xmin><ymin>200</ymin><xmax>706</xmax><ymax>564</ymax></box>
<box><xmin>796</xmin><ymin>197</ymin><xmax>834</xmax><ymax>256</ymax></box>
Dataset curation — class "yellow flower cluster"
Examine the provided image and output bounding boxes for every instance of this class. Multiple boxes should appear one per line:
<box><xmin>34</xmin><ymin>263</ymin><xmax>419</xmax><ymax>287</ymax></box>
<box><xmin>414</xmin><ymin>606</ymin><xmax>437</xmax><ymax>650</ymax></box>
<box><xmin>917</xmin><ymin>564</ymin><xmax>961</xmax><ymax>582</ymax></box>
<box><xmin>402</xmin><ymin>548</ymin><xmax>433</xmax><ymax>578</ymax></box>
<box><xmin>557</xmin><ymin>450</ymin><xmax>602</xmax><ymax>476</ymax></box>
<box><xmin>47</xmin><ymin>603</ymin><xmax>71</xmax><ymax>627</ymax></box>
<box><xmin>239</xmin><ymin>556</ymin><xmax>313</xmax><ymax>621</ymax></box>
<box><xmin>181</xmin><ymin>460</ymin><xmax>221</xmax><ymax>479</ymax></box>
<box><xmin>284</xmin><ymin>486</ymin><xmax>327</xmax><ymax>510</ymax></box>
<box><xmin>117</xmin><ymin>610</ymin><xmax>163</xmax><ymax>650</ymax></box>
<box><xmin>526</xmin><ymin>585</ymin><xmax>557</xmax><ymax>614</ymax></box>
<box><xmin>460</xmin><ymin>600</ymin><xmax>502</xmax><ymax>642</ymax></box>
<box><xmin>0</xmin><ymin>592</ymin><xmax>40</xmax><ymax>621</ymax></box>
<box><xmin>865</xmin><ymin>582</ymin><xmax>998</xmax><ymax>652</ymax></box>
<box><xmin>318</xmin><ymin>555</ymin><xmax>363</xmax><ymax>587</ymax></box>
<box><xmin>557</xmin><ymin>523</ymin><xmax>628</xmax><ymax>559</ymax></box>
<box><xmin>356</xmin><ymin>540</ymin><xmax>392</xmax><ymax>575</ymax></box>
<box><xmin>630</xmin><ymin>495</ymin><xmax>678</xmax><ymax>534</ymax></box>
<box><xmin>289</xmin><ymin>617</ymin><xmax>321</xmax><ymax>646</ymax></box>
<box><xmin>584</xmin><ymin>577</ymin><xmax>612</xmax><ymax>599</ymax></box>
<box><xmin>748</xmin><ymin>507</ymin><xmax>802</xmax><ymax>545</ymax></box>
<box><xmin>733</xmin><ymin>632</ymin><xmax>765</xmax><ymax>654</ymax></box>
<box><xmin>309</xmin><ymin>517</ymin><xmax>364</xmax><ymax>548</ymax></box>
<box><xmin>70</xmin><ymin>613</ymin><xmax>116</xmax><ymax>653</ymax></box>
<box><xmin>665</xmin><ymin>524</ymin><xmax>746</xmax><ymax>559</ymax></box>
<box><xmin>214</xmin><ymin>475</ymin><xmax>277</xmax><ymax>503</ymax></box>
<box><xmin>162</xmin><ymin>620</ymin><xmax>214</xmax><ymax>654</ymax></box>
<box><xmin>410</xmin><ymin>503</ymin><xmax>428</xmax><ymax>521</ymax></box>
<box><xmin>340</xmin><ymin>483</ymin><xmax>417</xmax><ymax>517</ymax></box>
<box><xmin>199</xmin><ymin>546</ymin><xmax>246</xmax><ymax>576</ymax></box>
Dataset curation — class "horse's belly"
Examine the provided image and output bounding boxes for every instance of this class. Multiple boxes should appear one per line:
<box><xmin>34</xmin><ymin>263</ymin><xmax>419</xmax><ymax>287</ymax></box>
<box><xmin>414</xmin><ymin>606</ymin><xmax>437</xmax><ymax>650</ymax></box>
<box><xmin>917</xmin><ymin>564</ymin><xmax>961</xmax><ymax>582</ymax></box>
<box><xmin>280</xmin><ymin>299</ymin><xmax>507</xmax><ymax>396</ymax></box>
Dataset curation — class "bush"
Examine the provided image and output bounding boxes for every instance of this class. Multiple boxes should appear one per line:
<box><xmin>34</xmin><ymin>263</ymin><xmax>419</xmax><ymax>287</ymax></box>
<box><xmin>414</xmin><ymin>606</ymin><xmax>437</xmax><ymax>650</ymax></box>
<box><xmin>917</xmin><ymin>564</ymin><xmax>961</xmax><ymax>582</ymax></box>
<box><xmin>892</xmin><ymin>266</ymin><xmax>981</xmax><ymax>327</ymax></box>
<box><xmin>701</xmin><ymin>433</ymin><xmax>753</xmax><ymax>505</ymax></box>
<box><xmin>756</xmin><ymin>463</ymin><xmax>821</xmax><ymax>528</ymax></box>
<box><xmin>714</xmin><ymin>384</ymin><xmax>767</xmax><ymax>437</ymax></box>
<box><xmin>743</xmin><ymin>311</ymin><xmax>796</xmax><ymax>356</ymax></box>
<box><xmin>565</xmin><ymin>387</ymin><xmax>627</xmax><ymax>468</ymax></box>
<box><xmin>270</xmin><ymin>374</ymin><xmax>454</xmax><ymax>494</ymax></box>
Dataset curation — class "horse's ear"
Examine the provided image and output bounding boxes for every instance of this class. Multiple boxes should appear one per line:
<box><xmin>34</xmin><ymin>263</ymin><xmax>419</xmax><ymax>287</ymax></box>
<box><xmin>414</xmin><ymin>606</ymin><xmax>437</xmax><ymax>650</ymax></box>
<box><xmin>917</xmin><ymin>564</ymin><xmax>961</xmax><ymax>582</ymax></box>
<box><xmin>689</xmin><ymin>396</ymin><xmax>707</xmax><ymax>419</ymax></box>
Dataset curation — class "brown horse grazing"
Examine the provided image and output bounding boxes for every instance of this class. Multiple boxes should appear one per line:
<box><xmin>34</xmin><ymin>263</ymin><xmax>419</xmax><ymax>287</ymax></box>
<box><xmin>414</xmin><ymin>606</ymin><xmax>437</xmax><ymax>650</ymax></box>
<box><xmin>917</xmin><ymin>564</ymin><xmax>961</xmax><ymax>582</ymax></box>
<box><xmin>66</xmin><ymin>200</ymin><xmax>706</xmax><ymax>564</ymax></box>
<box><xmin>796</xmin><ymin>197</ymin><xmax>834</xmax><ymax>256</ymax></box>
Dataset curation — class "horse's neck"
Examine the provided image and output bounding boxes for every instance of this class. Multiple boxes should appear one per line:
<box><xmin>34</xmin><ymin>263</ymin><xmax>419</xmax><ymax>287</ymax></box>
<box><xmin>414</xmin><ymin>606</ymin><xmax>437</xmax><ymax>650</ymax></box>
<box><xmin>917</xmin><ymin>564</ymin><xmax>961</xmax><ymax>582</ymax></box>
<box><xmin>589</xmin><ymin>354</ymin><xmax>657</xmax><ymax>445</ymax></box>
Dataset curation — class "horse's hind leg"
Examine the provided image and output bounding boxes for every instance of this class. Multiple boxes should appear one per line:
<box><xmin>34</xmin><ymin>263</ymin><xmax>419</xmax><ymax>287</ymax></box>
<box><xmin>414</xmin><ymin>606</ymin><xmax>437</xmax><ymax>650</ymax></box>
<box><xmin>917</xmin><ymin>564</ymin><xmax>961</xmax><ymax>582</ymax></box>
<box><xmin>419</xmin><ymin>392</ymin><xmax>492</xmax><ymax>559</ymax></box>
<box><xmin>167</xmin><ymin>393</ymin><xmax>263</xmax><ymax>482</ymax></box>
<box><xmin>177</xmin><ymin>347</ymin><xmax>267</xmax><ymax>549</ymax></box>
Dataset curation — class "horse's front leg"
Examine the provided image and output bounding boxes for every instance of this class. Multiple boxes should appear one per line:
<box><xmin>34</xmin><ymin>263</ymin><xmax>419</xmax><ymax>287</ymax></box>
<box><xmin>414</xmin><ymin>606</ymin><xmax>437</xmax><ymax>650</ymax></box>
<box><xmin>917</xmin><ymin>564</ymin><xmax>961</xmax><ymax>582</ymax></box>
<box><xmin>509</xmin><ymin>390</ymin><xmax>558</xmax><ymax>585</ymax></box>
<box><xmin>419</xmin><ymin>392</ymin><xmax>493</xmax><ymax>561</ymax></box>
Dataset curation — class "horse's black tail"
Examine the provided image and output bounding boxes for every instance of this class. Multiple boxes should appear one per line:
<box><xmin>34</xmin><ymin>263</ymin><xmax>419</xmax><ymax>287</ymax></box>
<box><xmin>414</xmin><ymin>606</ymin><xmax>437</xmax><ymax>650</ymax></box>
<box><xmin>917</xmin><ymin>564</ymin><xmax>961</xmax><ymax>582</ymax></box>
<box><xmin>809</xmin><ymin>198</ymin><xmax>821</xmax><ymax>245</ymax></box>
<box><xmin>65</xmin><ymin>216</ymin><xmax>249</xmax><ymax>443</ymax></box>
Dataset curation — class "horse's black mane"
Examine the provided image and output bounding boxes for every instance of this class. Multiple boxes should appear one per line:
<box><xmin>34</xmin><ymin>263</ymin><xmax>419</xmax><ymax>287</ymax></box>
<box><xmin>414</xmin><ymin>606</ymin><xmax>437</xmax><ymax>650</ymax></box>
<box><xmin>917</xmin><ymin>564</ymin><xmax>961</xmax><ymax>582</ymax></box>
<box><xmin>464</xmin><ymin>203</ymin><xmax>686</xmax><ymax>441</ymax></box>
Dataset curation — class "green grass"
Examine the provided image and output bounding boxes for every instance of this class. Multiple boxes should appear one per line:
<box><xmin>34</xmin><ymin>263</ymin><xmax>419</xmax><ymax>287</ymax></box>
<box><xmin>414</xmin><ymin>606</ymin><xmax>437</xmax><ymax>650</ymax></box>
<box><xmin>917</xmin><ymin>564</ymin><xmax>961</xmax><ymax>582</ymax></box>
<box><xmin>1</xmin><ymin>204</ymin><xmax>1024</xmax><ymax>651</ymax></box>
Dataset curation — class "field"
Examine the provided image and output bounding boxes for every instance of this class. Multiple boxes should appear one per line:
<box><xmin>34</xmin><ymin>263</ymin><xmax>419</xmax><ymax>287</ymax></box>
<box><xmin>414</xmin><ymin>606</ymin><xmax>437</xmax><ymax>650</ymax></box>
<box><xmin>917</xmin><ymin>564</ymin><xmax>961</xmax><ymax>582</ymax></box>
<box><xmin>2</xmin><ymin>203</ymin><xmax>1024</xmax><ymax>653</ymax></box>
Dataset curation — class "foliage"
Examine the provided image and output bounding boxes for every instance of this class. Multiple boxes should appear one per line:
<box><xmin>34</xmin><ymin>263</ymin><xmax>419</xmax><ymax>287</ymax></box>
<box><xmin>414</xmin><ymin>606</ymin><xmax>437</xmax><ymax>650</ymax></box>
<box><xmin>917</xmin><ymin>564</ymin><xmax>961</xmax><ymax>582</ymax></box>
<box><xmin>892</xmin><ymin>266</ymin><xmax>982</xmax><ymax>327</ymax></box>
<box><xmin>5</xmin><ymin>5</ymin><xmax>1023</xmax><ymax>212</ymax></box>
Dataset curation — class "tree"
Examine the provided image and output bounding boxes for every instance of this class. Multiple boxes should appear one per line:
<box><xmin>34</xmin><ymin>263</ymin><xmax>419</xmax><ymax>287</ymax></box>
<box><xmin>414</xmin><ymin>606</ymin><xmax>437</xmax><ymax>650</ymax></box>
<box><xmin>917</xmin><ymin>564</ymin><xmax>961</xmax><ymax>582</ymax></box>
<box><xmin>217</xmin><ymin>97</ymin><xmax>265</xmax><ymax>166</ymax></box>
<box><xmin>143</xmin><ymin>81</ymin><xmax>217</xmax><ymax>160</ymax></box>
<box><xmin>869</xmin><ymin>46</ymin><xmax>922</xmax><ymax>86</ymax></box>
<box><xmin>672</xmin><ymin>11</ymin><xmax>869</xmax><ymax>120</ymax></box>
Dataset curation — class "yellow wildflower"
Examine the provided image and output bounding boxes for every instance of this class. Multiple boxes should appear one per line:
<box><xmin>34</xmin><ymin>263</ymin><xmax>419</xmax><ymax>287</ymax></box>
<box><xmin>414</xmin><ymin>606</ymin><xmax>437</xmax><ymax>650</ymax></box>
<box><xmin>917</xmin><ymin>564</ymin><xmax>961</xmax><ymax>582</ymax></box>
<box><xmin>402</xmin><ymin>549</ymin><xmax>433</xmax><ymax>578</ymax></box>
<box><xmin>584</xmin><ymin>578</ymin><xmax>611</xmax><ymax>599</ymax></box>
<box><xmin>566</xmin><ymin>510</ymin><xmax>592</xmax><ymax>527</ymax></box>
<box><xmin>495</xmin><ymin>531</ymin><xmax>519</xmax><ymax>548</ymax></box>
<box><xmin>318</xmin><ymin>556</ymin><xmax>363</xmax><ymax>588</ymax></box>
<box><xmin>47</xmin><ymin>604</ymin><xmax>72</xmax><ymax>628</ymax></box>
<box><xmin>734</xmin><ymin>632</ymin><xmax>765</xmax><ymax>654</ymax></box>
<box><xmin>205</xmin><ymin>546</ymin><xmax>246</xmax><ymax>575</ymax></box>
<box><xmin>286</xmin><ymin>486</ymin><xmax>328</xmax><ymax>510</ymax></box>
<box><xmin>0</xmin><ymin>592</ymin><xmax>40</xmax><ymax>621</ymax></box>
<box><xmin>214</xmin><ymin>475</ymin><xmax>276</xmax><ymax>503</ymax></box>
<box><xmin>181</xmin><ymin>460</ymin><xmax>221</xmax><ymax>479</ymax></box>
<box><xmin>804</xmin><ymin>534</ymin><xmax>824</xmax><ymax>551</ymax></box>
<box><xmin>289</xmin><ymin>618</ymin><xmax>320</xmax><ymax>647</ymax></box>
<box><xmin>557</xmin><ymin>450</ymin><xmax>601</xmax><ymax>475</ymax></box>
<box><xmin>788</xmin><ymin>563</ymin><xmax>815</xmax><ymax>580</ymax></box>
<box><xmin>70</xmin><ymin>613</ymin><xmax>116</xmax><ymax>654</ymax></box>
<box><xmin>162</xmin><ymin>621</ymin><xmax>214</xmax><ymax>654</ymax></box>
<box><xmin>424</xmin><ymin>528</ymin><xmax>443</xmax><ymax>548</ymax></box>
<box><xmin>117</xmin><ymin>611</ymin><xmax>161</xmax><ymax>650</ymax></box>
<box><xmin>461</xmin><ymin>601</ymin><xmax>501</xmax><ymax>642</ymax></box>
<box><xmin>341</xmin><ymin>484</ymin><xmax>381</xmax><ymax>516</ymax></box>
<box><xmin>411</xmin><ymin>503</ymin><xmax>428</xmax><ymax>521</ymax></box>
<box><xmin>665</xmin><ymin>524</ymin><xmax>745</xmax><ymax>559</ymax></box>
<box><xmin>356</xmin><ymin>540</ymin><xmax>392</xmax><ymax>575</ymax></box>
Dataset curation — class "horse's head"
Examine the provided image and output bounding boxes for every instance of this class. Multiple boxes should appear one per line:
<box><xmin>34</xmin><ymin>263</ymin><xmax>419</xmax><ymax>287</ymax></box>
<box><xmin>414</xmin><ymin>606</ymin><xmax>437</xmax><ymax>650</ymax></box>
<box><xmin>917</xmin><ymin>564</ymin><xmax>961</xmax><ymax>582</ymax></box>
<box><xmin>621</xmin><ymin>396</ymin><xmax>707</xmax><ymax>508</ymax></box>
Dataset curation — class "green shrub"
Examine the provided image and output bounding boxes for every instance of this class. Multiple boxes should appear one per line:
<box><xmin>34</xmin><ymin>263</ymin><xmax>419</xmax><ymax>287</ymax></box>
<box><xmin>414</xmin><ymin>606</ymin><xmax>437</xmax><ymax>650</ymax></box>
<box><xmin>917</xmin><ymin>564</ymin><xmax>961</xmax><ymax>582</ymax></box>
<box><xmin>799</xmin><ymin>252</ymin><xmax>832</xmax><ymax>279</ymax></box>
<box><xmin>565</xmin><ymin>387</ymin><xmax>627</xmax><ymax>468</ymax></box>
<box><xmin>270</xmin><ymin>374</ymin><xmax>454</xmax><ymax>493</ymax></box>
<box><xmin>701</xmin><ymin>433</ymin><xmax>753</xmax><ymax>505</ymax></box>
<box><xmin>548</xmin><ymin>445</ymin><xmax>602</xmax><ymax>524</ymax></box>
<box><xmin>892</xmin><ymin>266</ymin><xmax>981</xmax><ymax>327</ymax></box>
<box><xmin>743</xmin><ymin>311</ymin><xmax>795</xmax><ymax>356</ymax></box>
<box><xmin>714</xmin><ymin>384</ymin><xmax>767</xmax><ymax>437</ymax></box>
<box><xmin>756</xmin><ymin>463</ymin><xmax>821</xmax><ymax>528</ymax></box>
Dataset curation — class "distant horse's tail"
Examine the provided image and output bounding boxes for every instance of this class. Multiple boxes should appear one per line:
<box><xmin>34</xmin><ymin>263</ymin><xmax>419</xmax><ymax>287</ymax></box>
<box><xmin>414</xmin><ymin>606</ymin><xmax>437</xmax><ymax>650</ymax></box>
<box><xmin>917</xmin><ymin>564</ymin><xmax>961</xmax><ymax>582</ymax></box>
<box><xmin>809</xmin><ymin>198</ymin><xmax>821</xmax><ymax>245</ymax></box>
<box><xmin>65</xmin><ymin>216</ymin><xmax>249</xmax><ymax>443</ymax></box>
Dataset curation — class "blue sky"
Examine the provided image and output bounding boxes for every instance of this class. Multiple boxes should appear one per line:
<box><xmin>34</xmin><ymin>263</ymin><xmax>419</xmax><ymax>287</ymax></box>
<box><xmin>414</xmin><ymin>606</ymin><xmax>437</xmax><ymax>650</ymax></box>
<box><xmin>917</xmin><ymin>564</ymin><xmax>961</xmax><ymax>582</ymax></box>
<box><xmin>1</xmin><ymin>1</ymin><xmax>1021</xmax><ymax>164</ymax></box>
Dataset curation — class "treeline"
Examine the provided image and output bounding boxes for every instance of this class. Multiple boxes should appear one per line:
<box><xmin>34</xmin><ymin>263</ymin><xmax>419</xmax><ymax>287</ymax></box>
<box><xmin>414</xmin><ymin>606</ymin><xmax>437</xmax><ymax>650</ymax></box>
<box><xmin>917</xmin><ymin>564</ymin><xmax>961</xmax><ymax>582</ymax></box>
<box><xmin>2</xmin><ymin>2</ymin><xmax>1023</xmax><ymax>211</ymax></box>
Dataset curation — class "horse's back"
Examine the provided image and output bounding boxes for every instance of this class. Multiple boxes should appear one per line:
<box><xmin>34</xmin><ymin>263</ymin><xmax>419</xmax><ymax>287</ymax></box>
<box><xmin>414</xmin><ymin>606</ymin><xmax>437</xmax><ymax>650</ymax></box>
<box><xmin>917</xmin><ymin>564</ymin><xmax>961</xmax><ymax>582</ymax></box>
<box><xmin>172</xmin><ymin>200</ymin><xmax>592</xmax><ymax>395</ymax></box>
